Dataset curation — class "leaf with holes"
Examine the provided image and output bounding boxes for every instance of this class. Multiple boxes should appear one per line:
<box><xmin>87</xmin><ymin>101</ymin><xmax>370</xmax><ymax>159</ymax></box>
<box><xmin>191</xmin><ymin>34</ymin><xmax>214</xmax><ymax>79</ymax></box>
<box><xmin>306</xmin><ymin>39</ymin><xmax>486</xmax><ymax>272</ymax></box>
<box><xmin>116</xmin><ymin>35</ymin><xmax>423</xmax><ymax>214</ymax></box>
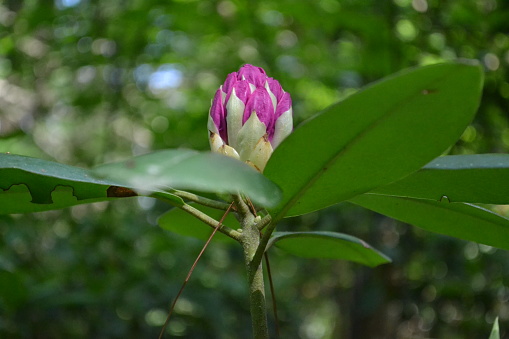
<box><xmin>0</xmin><ymin>153</ymin><xmax>137</xmax><ymax>214</ymax></box>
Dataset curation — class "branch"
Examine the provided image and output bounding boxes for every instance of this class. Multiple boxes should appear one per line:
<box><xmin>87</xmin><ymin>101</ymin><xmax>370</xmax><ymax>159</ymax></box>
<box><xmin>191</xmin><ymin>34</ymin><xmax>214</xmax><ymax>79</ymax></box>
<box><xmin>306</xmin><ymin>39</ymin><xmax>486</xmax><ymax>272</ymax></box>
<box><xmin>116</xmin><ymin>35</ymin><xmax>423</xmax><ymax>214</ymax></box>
<box><xmin>153</xmin><ymin>192</ymin><xmax>241</xmax><ymax>242</ymax></box>
<box><xmin>255</xmin><ymin>214</ymin><xmax>271</xmax><ymax>231</ymax></box>
<box><xmin>170</xmin><ymin>189</ymin><xmax>231</xmax><ymax>210</ymax></box>
<box><xmin>250</xmin><ymin>219</ymin><xmax>277</xmax><ymax>274</ymax></box>
<box><xmin>233</xmin><ymin>193</ymin><xmax>250</xmax><ymax>217</ymax></box>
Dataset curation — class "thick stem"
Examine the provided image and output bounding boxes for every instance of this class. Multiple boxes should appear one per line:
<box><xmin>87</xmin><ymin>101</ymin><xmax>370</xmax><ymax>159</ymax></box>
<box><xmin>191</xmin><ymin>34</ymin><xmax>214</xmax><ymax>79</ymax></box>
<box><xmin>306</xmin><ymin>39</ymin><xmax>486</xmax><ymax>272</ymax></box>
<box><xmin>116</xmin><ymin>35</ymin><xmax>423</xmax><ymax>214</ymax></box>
<box><xmin>247</xmin><ymin>257</ymin><xmax>268</xmax><ymax>339</ymax></box>
<box><xmin>236</xmin><ymin>196</ymin><xmax>269</xmax><ymax>339</ymax></box>
<box><xmin>243</xmin><ymin>220</ymin><xmax>269</xmax><ymax>339</ymax></box>
<box><xmin>251</xmin><ymin>220</ymin><xmax>276</xmax><ymax>278</ymax></box>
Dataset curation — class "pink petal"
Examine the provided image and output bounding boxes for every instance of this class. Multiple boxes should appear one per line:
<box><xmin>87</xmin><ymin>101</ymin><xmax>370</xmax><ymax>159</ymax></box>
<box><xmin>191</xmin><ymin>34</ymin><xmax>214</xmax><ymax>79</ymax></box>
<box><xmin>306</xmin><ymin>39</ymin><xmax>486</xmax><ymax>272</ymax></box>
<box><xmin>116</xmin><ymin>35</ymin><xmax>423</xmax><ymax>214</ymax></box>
<box><xmin>222</xmin><ymin>72</ymin><xmax>237</xmax><ymax>94</ymax></box>
<box><xmin>269</xmin><ymin>92</ymin><xmax>292</xmax><ymax>140</ymax></box>
<box><xmin>225</xmin><ymin>80</ymin><xmax>251</xmax><ymax>107</ymax></box>
<box><xmin>210</xmin><ymin>89</ymin><xmax>228</xmax><ymax>143</ymax></box>
<box><xmin>275</xmin><ymin>92</ymin><xmax>292</xmax><ymax>120</ymax></box>
<box><xmin>267</xmin><ymin>78</ymin><xmax>283</xmax><ymax>102</ymax></box>
<box><xmin>243</xmin><ymin>88</ymin><xmax>274</xmax><ymax>130</ymax></box>
<box><xmin>238</xmin><ymin>64</ymin><xmax>267</xmax><ymax>87</ymax></box>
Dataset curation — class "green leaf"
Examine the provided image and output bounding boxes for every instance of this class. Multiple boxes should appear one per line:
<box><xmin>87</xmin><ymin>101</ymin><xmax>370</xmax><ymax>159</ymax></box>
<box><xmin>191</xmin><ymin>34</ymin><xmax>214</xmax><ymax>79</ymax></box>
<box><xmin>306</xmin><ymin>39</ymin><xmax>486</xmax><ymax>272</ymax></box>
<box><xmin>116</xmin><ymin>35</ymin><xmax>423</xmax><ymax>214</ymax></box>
<box><xmin>267</xmin><ymin>231</ymin><xmax>391</xmax><ymax>267</ymax></box>
<box><xmin>489</xmin><ymin>317</ymin><xmax>500</xmax><ymax>339</ymax></box>
<box><xmin>265</xmin><ymin>62</ymin><xmax>484</xmax><ymax>219</ymax></box>
<box><xmin>158</xmin><ymin>204</ymin><xmax>238</xmax><ymax>244</ymax></box>
<box><xmin>93</xmin><ymin>149</ymin><xmax>282</xmax><ymax>208</ymax></box>
<box><xmin>371</xmin><ymin>154</ymin><xmax>509</xmax><ymax>204</ymax></box>
<box><xmin>0</xmin><ymin>153</ymin><xmax>134</xmax><ymax>215</ymax></box>
<box><xmin>350</xmin><ymin>194</ymin><xmax>509</xmax><ymax>251</ymax></box>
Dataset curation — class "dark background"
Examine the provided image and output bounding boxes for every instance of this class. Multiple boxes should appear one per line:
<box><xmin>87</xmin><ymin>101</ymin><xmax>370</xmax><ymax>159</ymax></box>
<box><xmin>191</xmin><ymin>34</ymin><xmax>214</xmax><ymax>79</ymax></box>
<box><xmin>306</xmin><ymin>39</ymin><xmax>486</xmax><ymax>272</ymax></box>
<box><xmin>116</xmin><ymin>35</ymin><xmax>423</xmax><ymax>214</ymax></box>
<box><xmin>1</xmin><ymin>0</ymin><xmax>509</xmax><ymax>338</ymax></box>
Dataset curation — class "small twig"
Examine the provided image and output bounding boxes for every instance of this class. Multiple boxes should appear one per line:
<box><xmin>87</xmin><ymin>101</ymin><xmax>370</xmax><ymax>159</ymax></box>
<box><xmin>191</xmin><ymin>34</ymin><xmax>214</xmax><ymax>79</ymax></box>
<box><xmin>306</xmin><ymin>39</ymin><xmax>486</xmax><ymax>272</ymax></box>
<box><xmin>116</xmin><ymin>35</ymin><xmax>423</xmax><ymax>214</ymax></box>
<box><xmin>153</xmin><ymin>193</ymin><xmax>241</xmax><ymax>241</ymax></box>
<box><xmin>232</xmin><ymin>194</ymin><xmax>250</xmax><ymax>217</ymax></box>
<box><xmin>246</xmin><ymin>197</ymin><xmax>258</xmax><ymax>216</ymax></box>
<box><xmin>255</xmin><ymin>214</ymin><xmax>272</xmax><ymax>231</ymax></box>
<box><xmin>180</xmin><ymin>204</ymin><xmax>241</xmax><ymax>241</ymax></box>
<box><xmin>170</xmin><ymin>190</ymin><xmax>232</xmax><ymax>210</ymax></box>
<box><xmin>158</xmin><ymin>202</ymin><xmax>234</xmax><ymax>339</ymax></box>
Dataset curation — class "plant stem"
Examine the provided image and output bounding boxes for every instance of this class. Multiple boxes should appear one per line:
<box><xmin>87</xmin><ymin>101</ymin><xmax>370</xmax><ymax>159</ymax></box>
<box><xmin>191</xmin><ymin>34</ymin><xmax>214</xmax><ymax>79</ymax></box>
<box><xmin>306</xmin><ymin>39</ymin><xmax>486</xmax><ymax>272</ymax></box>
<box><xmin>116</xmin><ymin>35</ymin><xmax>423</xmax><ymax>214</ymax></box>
<box><xmin>236</xmin><ymin>196</ymin><xmax>269</xmax><ymax>339</ymax></box>
<box><xmin>158</xmin><ymin>190</ymin><xmax>271</xmax><ymax>337</ymax></box>
<box><xmin>179</xmin><ymin>204</ymin><xmax>241</xmax><ymax>240</ymax></box>
<box><xmin>170</xmin><ymin>189</ymin><xmax>232</xmax><ymax>210</ymax></box>
<box><xmin>251</xmin><ymin>220</ymin><xmax>276</xmax><ymax>279</ymax></box>
<box><xmin>153</xmin><ymin>192</ymin><xmax>241</xmax><ymax>241</ymax></box>
<box><xmin>255</xmin><ymin>214</ymin><xmax>272</xmax><ymax>231</ymax></box>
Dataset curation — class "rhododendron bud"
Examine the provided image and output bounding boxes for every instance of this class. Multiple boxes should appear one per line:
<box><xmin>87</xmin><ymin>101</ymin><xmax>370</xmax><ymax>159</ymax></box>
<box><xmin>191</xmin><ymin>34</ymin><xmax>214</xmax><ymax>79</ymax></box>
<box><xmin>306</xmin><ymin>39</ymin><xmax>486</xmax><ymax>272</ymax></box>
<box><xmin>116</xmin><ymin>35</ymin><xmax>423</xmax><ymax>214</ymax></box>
<box><xmin>208</xmin><ymin>64</ymin><xmax>293</xmax><ymax>172</ymax></box>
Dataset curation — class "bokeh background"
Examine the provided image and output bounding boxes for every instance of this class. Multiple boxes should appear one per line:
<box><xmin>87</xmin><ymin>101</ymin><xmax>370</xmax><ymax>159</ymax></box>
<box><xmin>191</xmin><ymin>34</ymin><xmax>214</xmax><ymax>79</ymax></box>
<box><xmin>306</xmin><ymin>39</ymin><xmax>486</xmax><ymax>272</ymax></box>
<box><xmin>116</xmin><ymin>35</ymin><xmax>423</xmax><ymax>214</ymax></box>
<box><xmin>1</xmin><ymin>0</ymin><xmax>509</xmax><ymax>338</ymax></box>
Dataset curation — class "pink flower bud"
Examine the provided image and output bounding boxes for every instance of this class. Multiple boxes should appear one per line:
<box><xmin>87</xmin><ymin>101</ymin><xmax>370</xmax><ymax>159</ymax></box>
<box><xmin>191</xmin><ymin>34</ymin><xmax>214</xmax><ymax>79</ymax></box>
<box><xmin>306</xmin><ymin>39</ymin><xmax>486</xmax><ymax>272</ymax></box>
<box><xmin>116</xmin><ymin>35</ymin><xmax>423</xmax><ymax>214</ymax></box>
<box><xmin>208</xmin><ymin>64</ymin><xmax>293</xmax><ymax>172</ymax></box>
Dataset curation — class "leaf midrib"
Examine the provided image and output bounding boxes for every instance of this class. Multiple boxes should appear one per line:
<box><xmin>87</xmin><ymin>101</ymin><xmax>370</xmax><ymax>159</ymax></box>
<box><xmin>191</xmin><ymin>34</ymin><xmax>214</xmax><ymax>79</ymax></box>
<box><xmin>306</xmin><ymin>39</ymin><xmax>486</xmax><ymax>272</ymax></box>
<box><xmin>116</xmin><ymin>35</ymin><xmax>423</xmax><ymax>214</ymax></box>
<box><xmin>273</xmin><ymin>66</ymin><xmax>459</xmax><ymax>221</ymax></box>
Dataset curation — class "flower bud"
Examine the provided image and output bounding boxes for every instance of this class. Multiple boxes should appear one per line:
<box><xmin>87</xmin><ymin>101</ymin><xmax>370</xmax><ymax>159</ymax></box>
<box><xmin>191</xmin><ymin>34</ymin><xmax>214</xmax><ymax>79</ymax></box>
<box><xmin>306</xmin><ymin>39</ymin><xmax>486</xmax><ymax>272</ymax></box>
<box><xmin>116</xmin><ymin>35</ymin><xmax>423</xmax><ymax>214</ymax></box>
<box><xmin>208</xmin><ymin>64</ymin><xmax>293</xmax><ymax>172</ymax></box>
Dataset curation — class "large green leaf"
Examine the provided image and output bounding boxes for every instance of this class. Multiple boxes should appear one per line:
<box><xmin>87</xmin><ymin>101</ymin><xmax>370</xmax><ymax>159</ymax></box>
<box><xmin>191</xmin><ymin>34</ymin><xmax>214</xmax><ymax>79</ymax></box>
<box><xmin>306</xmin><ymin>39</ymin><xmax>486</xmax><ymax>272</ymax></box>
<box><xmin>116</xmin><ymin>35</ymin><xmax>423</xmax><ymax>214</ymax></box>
<box><xmin>264</xmin><ymin>62</ymin><xmax>483</xmax><ymax>219</ymax></box>
<box><xmin>350</xmin><ymin>194</ymin><xmax>509</xmax><ymax>250</ymax></box>
<box><xmin>93</xmin><ymin>149</ymin><xmax>282</xmax><ymax>208</ymax></box>
<box><xmin>267</xmin><ymin>231</ymin><xmax>391</xmax><ymax>267</ymax></box>
<box><xmin>370</xmin><ymin>154</ymin><xmax>509</xmax><ymax>204</ymax></box>
<box><xmin>158</xmin><ymin>204</ymin><xmax>238</xmax><ymax>244</ymax></box>
<box><xmin>0</xmin><ymin>153</ymin><xmax>135</xmax><ymax>214</ymax></box>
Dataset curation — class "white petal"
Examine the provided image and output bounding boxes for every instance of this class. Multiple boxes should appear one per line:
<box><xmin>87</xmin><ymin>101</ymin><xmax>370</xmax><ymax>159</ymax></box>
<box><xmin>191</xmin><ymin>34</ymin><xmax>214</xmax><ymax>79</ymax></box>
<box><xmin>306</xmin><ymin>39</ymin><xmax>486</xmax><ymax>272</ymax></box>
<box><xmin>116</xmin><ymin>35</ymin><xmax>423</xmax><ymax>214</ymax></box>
<box><xmin>265</xmin><ymin>81</ymin><xmax>277</xmax><ymax>111</ymax></box>
<box><xmin>218</xmin><ymin>144</ymin><xmax>240</xmax><ymax>160</ymax></box>
<box><xmin>236</xmin><ymin>112</ymin><xmax>267</xmax><ymax>162</ymax></box>
<box><xmin>271</xmin><ymin>109</ymin><xmax>293</xmax><ymax>149</ymax></box>
<box><xmin>247</xmin><ymin>135</ymin><xmax>273</xmax><ymax>172</ymax></box>
<box><xmin>226</xmin><ymin>88</ymin><xmax>245</xmax><ymax>150</ymax></box>
<box><xmin>209</xmin><ymin>131</ymin><xmax>225</xmax><ymax>153</ymax></box>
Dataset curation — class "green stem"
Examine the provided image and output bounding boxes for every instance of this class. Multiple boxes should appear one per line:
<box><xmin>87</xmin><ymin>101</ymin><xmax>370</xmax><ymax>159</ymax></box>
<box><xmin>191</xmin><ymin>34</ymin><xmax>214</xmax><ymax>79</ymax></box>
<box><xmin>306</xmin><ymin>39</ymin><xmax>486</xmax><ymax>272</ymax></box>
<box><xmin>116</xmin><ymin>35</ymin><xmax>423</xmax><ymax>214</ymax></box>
<box><xmin>156</xmin><ymin>190</ymin><xmax>271</xmax><ymax>337</ymax></box>
<box><xmin>170</xmin><ymin>189</ymin><xmax>231</xmax><ymax>210</ymax></box>
<box><xmin>255</xmin><ymin>214</ymin><xmax>272</xmax><ymax>231</ymax></box>
<box><xmin>153</xmin><ymin>192</ymin><xmax>241</xmax><ymax>241</ymax></box>
<box><xmin>236</xmin><ymin>196</ymin><xmax>269</xmax><ymax>339</ymax></box>
<box><xmin>247</xmin><ymin>253</ymin><xmax>268</xmax><ymax>339</ymax></box>
<box><xmin>180</xmin><ymin>204</ymin><xmax>241</xmax><ymax>241</ymax></box>
<box><xmin>250</xmin><ymin>219</ymin><xmax>277</xmax><ymax>281</ymax></box>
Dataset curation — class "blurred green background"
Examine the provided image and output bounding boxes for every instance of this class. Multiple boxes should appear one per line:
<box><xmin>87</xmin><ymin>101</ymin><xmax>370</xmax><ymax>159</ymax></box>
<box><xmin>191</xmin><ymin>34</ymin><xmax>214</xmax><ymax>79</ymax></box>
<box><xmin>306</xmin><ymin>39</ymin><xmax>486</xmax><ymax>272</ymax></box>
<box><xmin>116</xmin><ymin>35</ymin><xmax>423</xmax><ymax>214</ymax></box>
<box><xmin>1</xmin><ymin>0</ymin><xmax>509</xmax><ymax>338</ymax></box>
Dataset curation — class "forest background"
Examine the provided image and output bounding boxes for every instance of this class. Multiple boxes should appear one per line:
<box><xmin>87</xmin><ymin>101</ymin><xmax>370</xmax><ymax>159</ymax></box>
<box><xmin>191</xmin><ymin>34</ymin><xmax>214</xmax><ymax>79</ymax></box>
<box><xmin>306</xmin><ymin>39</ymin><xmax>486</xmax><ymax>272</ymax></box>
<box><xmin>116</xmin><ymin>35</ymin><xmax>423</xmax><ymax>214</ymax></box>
<box><xmin>1</xmin><ymin>0</ymin><xmax>509</xmax><ymax>338</ymax></box>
